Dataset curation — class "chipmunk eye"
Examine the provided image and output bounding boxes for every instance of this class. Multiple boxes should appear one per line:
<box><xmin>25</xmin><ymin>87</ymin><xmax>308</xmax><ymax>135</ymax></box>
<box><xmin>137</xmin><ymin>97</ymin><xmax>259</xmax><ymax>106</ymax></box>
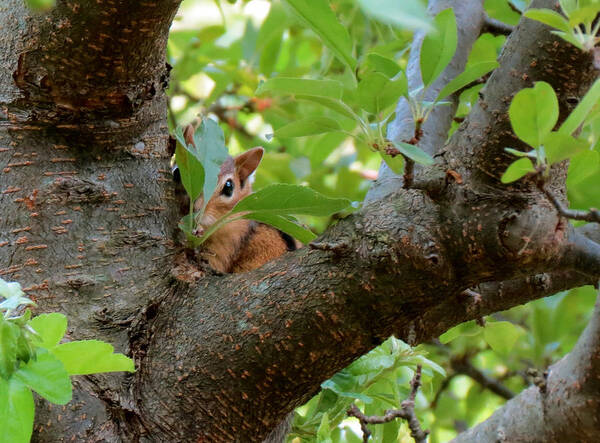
<box><xmin>221</xmin><ymin>179</ymin><xmax>234</xmax><ymax>197</ymax></box>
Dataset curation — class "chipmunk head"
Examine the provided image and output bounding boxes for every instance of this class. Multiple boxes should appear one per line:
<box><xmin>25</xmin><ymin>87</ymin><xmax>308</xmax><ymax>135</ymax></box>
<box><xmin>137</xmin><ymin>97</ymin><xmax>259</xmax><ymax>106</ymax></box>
<box><xmin>183</xmin><ymin>124</ymin><xmax>264</xmax><ymax>238</ymax></box>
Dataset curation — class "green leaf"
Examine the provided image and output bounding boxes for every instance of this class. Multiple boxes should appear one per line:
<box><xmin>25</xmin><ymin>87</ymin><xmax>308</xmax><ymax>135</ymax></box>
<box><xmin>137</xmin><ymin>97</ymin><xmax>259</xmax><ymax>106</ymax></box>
<box><xmin>420</xmin><ymin>8</ymin><xmax>458</xmax><ymax>87</ymax></box>
<box><xmin>392</xmin><ymin>141</ymin><xmax>435</xmax><ymax>165</ymax></box>
<box><xmin>28</xmin><ymin>313</ymin><xmax>67</xmax><ymax>349</ymax></box>
<box><xmin>174</xmin><ymin>127</ymin><xmax>205</xmax><ymax>203</ymax></box>
<box><xmin>0</xmin><ymin>318</ymin><xmax>20</xmax><ymax>379</ymax></box>
<box><xmin>233</xmin><ymin>184</ymin><xmax>351</xmax><ymax>216</ymax></box>
<box><xmin>550</xmin><ymin>30</ymin><xmax>584</xmax><ymax>50</ymax></box>
<box><xmin>509</xmin><ymin>82</ymin><xmax>558</xmax><ymax>147</ymax></box>
<box><xmin>316</xmin><ymin>412</ymin><xmax>333</xmax><ymax>443</ymax></box>
<box><xmin>365</xmin><ymin>53</ymin><xmax>402</xmax><ymax>78</ymax></box>
<box><xmin>560</xmin><ymin>79</ymin><xmax>600</xmax><ymax>135</ymax></box>
<box><xmin>191</xmin><ymin>119</ymin><xmax>230</xmax><ymax>210</ymax></box>
<box><xmin>243</xmin><ymin>213</ymin><xmax>316</xmax><ymax>244</ymax></box>
<box><xmin>483</xmin><ymin>321</ymin><xmax>525</xmax><ymax>354</ymax></box>
<box><xmin>357</xmin><ymin>0</ymin><xmax>432</xmax><ymax>31</ymax></box>
<box><xmin>524</xmin><ymin>9</ymin><xmax>570</xmax><ymax>32</ymax></box>
<box><xmin>25</xmin><ymin>0</ymin><xmax>55</xmax><ymax>10</ymax></box>
<box><xmin>559</xmin><ymin>0</ymin><xmax>578</xmax><ymax>15</ymax></box>
<box><xmin>567</xmin><ymin>150</ymin><xmax>600</xmax><ymax>186</ymax></box>
<box><xmin>14</xmin><ymin>351</ymin><xmax>71</xmax><ymax>405</ymax></box>
<box><xmin>568</xmin><ymin>5</ymin><xmax>600</xmax><ymax>27</ymax></box>
<box><xmin>543</xmin><ymin>132</ymin><xmax>588</xmax><ymax>164</ymax></box>
<box><xmin>256</xmin><ymin>78</ymin><xmax>343</xmax><ymax>99</ymax></box>
<box><xmin>52</xmin><ymin>340</ymin><xmax>135</xmax><ymax>375</ymax></box>
<box><xmin>501</xmin><ymin>158</ymin><xmax>535</xmax><ymax>183</ymax></box>
<box><xmin>437</xmin><ymin>61</ymin><xmax>499</xmax><ymax>101</ymax></box>
<box><xmin>282</xmin><ymin>0</ymin><xmax>357</xmax><ymax>71</ymax></box>
<box><xmin>380</xmin><ymin>152</ymin><xmax>405</xmax><ymax>174</ymax></box>
<box><xmin>357</xmin><ymin>72</ymin><xmax>407</xmax><ymax>114</ymax></box>
<box><xmin>295</xmin><ymin>96</ymin><xmax>359</xmax><ymax>122</ymax></box>
<box><xmin>0</xmin><ymin>378</ymin><xmax>34</xmax><ymax>443</ymax></box>
<box><xmin>274</xmin><ymin>117</ymin><xmax>341</xmax><ymax>138</ymax></box>
<box><xmin>439</xmin><ymin>320</ymin><xmax>482</xmax><ymax>344</ymax></box>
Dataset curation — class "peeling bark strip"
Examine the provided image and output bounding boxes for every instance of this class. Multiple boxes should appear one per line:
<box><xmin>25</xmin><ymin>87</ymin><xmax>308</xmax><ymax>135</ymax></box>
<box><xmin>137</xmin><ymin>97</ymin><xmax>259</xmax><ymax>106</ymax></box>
<box><xmin>0</xmin><ymin>0</ymin><xmax>599</xmax><ymax>442</ymax></box>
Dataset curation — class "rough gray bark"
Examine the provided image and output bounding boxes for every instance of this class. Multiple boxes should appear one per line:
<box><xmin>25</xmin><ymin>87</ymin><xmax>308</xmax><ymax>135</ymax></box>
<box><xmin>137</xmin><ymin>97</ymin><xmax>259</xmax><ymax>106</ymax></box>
<box><xmin>0</xmin><ymin>0</ymin><xmax>599</xmax><ymax>441</ymax></box>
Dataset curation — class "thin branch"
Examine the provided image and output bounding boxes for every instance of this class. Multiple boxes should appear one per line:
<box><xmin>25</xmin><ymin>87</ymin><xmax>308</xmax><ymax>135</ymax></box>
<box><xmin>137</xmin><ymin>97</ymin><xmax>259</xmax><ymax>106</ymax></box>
<box><xmin>541</xmin><ymin>185</ymin><xmax>600</xmax><ymax>223</ymax></box>
<box><xmin>451</xmin><ymin>357</ymin><xmax>515</xmax><ymax>400</ymax></box>
<box><xmin>482</xmin><ymin>15</ymin><xmax>514</xmax><ymax>35</ymax></box>
<box><xmin>431</xmin><ymin>373</ymin><xmax>457</xmax><ymax>409</ymax></box>
<box><xmin>347</xmin><ymin>366</ymin><xmax>429</xmax><ymax>443</ymax></box>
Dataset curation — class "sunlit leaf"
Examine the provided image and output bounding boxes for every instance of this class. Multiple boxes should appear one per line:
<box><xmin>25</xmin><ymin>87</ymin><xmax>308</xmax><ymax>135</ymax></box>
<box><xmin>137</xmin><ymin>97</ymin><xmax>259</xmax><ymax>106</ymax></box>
<box><xmin>437</xmin><ymin>61</ymin><xmax>499</xmax><ymax>101</ymax></box>
<box><xmin>420</xmin><ymin>8</ymin><xmax>458</xmax><ymax>87</ymax></box>
<box><xmin>380</xmin><ymin>152</ymin><xmax>404</xmax><ymax>174</ymax></box>
<box><xmin>365</xmin><ymin>53</ymin><xmax>402</xmax><ymax>78</ymax></box>
<box><xmin>524</xmin><ymin>9</ymin><xmax>570</xmax><ymax>32</ymax></box>
<box><xmin>282</xmin><ymin>0</ymin><xmax>357</xmax><ymax>70</ymax></box>
<box><xmin>295</xmin><ymin>95</ymin><xmax>359</xmax><ymax>121</ymax></box>
<box><xmin>0</xmin><ymin>378</ymin><xmax>34</xmax><ymax>443</ymax></box>
<box><xmin>14</xmin><ymin>351</ymin><xmax>72</xmax><ymax>405</ymax></box>
<box><xmin>52</xmin><ymin>340</ymin><xmax>135</xmax><ymax>375</ymax></box>
<box><xmin>0</xmin><ymin>318</ymin><xmax>20</xmax><ymax>379</ymax></box>
<box><xmin>392</xmin><ymin>141</ymin><xmax>435</xmax><ymax>165</ymax></box>
<box><xmin>543</xmin><ymin>132</ymin><xmax>588</xmax><ymax>164</ymax></box>
<box><xmin>501</xmin><ymin>158</ymin><xmax>535</xmax><ymax>183</ymax></box>
<box><xmin>509</xmin><ymin>82</ymin><xmax>558</xmax><ymax>147</ymax></box>
<box><xmin>357</xmin><ymin>72</ymin><xmax>407</xmax><ymax>114</ymax></box>
<box><xmin>560</xmin><ymin>79</ymin><xmax>600</xmax><ymax>135</ymax></box>
<box><xmin>174</xmin><ymin>127</ymin><xmax>205</xmax><ymax>203</ymax></box>
<box><xmin>483</xmin><ymin>321</ymin><xmax>525</xmax><ymax>354</ymax></box>
<box><xmin>28</xmin><ymin>313</ymin><xmax>67</xmax><ymax>349</ymax></box>
<box><xmin>567</xmin><ymin>150</ymin><xmax>600</xmax><ymax>186</ymax></box>
<box><xmin>256</xmin><ymin>77</ymin><xmax>343</xmax><ymax>99</ymax></box>
<box><xmin>242</xmin><ymin>213</ymin><xmax>316</xmax><ymax>244</ymax></box>
<box><xmin>274</xmin><ymin>117</ymin><xmax>342</xmax><ymax>138</ymax></box>
<box><xmin>357</xmin><ymin>0</ymin><xmax>432</xmax><ymax>31</ymax></box>
<box><xmin>233</xmin><ymin>184</ymin><xmax>351</xmax><ymax>216</ymax></box>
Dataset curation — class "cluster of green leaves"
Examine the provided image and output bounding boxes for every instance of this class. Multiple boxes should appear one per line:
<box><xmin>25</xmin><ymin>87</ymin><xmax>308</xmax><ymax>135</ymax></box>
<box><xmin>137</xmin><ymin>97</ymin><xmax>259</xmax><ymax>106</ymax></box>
<box><xmin>174</xmin><ymin>118</ymin><xmax>351</xmax><ymax>245</ymax></box>
<box><xmin>0</xmin><ymin>278</ymin><xmax>135</xmax><ymax>443</ymax></box>
<box><xmin>290</xmin><ymin>337</ymin><xmax>445</xmax><ymax>442</ymax></box>
<box><xmin>255</xmin><ymin>3</ymin><xmax>498</xmax><ymax>175</ymax></box>
<box><xmin>525</xmin><ymin>0</ymin><xmax>600</xmax><ymax>51</ymax></box>
<box><xmin>501</xmin><ymin>79</ymin><xmax>600</xmax><ymax>184</ymax></box>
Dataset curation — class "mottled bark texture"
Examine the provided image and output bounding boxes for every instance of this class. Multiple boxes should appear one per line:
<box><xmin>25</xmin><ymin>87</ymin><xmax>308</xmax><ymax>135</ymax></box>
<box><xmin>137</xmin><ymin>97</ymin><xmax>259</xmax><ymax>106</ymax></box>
<box><xmin>0</xmin><ymin>0</ymin><xmax>599</xmax><ymax>441</ymax></box>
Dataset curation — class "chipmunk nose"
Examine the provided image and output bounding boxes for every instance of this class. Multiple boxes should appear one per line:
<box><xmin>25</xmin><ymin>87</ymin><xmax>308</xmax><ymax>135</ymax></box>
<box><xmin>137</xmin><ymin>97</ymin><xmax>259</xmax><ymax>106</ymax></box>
<box><xmin>193</xmin><ymin>226</ymin><xmax>205</xmax><ymax>237</ymax></box>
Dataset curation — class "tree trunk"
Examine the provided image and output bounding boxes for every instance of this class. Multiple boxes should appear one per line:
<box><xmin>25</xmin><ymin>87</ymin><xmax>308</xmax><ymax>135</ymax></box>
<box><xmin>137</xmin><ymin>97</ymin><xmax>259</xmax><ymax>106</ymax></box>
<box><xmin>1</xmin><ymin>0</ymin><xmax>599</xmax><ymax>441</ymax></box>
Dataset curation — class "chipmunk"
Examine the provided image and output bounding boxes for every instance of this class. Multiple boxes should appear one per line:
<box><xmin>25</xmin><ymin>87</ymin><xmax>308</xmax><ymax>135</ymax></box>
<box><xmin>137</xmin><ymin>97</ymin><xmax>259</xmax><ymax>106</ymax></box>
<box><xmin>181</xmin><ymin>124</ymin><xmax>300</xmax><ymax>273</ymax></box>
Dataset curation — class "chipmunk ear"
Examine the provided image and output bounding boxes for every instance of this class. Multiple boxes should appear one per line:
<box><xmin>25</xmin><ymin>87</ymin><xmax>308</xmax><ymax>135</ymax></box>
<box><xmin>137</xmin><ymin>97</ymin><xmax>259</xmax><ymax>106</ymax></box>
<box><xmin>183</xmin><ymin>124</ymin><xmax>196</xmax><ymax>148</ymax></box>
<box><xmin>235</xmin><ymin>147</ymin><xmax>264</xmax><ymax>185</ymax></box>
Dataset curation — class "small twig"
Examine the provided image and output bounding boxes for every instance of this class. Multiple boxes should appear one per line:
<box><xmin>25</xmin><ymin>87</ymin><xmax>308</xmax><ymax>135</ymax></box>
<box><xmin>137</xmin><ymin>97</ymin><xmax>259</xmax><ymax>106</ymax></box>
<box><xmin>347</xmin><ymin>366</ymin><xmax>429</xmax><ymax>443</ymax></box>
<box><xmin>540</xmin><ymin>184</ymin><xmax>600</xmax><ymax>223</ymax></box>
<box><xmin>482</xmin><ymin>15</ymin><xmax>514</xmax><ymax>36</ymax></box>
<box><xmin>451</xmin><ymin>357</ymin><xmax>515</xmax><ymax>400</ymax></box>
<box><xmin>431</xmin><ymin>373</ymin><xmax>457</xmax><ymax>409</ymax></box>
